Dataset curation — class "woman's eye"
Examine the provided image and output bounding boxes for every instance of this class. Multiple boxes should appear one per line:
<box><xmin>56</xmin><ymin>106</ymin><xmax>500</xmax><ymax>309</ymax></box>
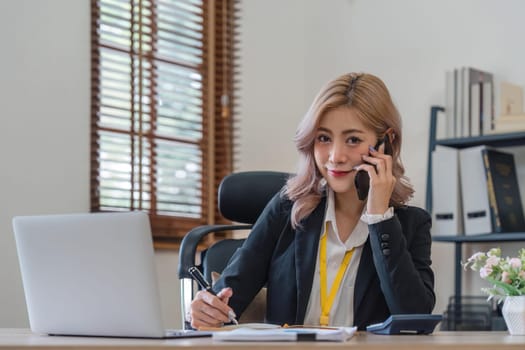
<box><xmin>317</xmin><ymin>134</ymin><xmax>331</xmax><ymax>143</ymax></box>
<box><xmin>346</xmin><ymin>136</ymin><xmax>362</xmax><ymax>145</ymax></box>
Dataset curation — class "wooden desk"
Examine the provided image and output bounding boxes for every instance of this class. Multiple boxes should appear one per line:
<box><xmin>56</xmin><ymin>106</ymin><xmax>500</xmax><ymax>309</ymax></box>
<box><xmin>1</xmin><ymin>328</ymin><xmax>524</xmax><ymax>349</ymax></box>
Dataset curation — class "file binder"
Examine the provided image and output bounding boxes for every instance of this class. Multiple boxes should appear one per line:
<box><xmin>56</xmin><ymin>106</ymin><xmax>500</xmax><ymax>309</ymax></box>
<box><xmin>481</xmin><ymin>148</ymin><xmax>525</xmax><ymax>233</ymax></box>
<box><xmin>459</xmin><ymin>145</ymin><xmax>492</xmax><ymax>235</ymax></box>
<box><xmin>431</xmin><ymin>146</ymin><xmax>463</xmax><ymax>236</ymax></box>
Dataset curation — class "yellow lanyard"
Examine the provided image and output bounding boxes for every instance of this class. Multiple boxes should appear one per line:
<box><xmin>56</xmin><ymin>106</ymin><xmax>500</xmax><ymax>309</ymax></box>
<box><xmin>319</xmin><ymin>223</ymin><xmax>354</xmax><ymax>326</ymax></box>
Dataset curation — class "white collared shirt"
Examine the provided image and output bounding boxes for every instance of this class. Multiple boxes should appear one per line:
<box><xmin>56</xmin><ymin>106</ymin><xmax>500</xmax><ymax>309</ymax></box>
<box><xmin>303</xmin><ymin>189</ymin><xmax>372</xmax><ymax>327</ymax></box>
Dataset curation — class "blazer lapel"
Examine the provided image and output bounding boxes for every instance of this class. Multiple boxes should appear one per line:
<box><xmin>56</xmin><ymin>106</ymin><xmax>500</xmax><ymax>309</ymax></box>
<box><xmin>353</xmin><ymin>238</ymin><xmax>375</xmax><ymax>313</ymax></box>
<box><xmin>294</xmin><ymin>196</ymin><xmax>326</xmax><ymax>324</ymax></box>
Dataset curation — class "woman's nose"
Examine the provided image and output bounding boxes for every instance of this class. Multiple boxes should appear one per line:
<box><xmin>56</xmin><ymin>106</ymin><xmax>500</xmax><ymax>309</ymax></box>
<box><xmin>329</xmin><ymin>142</ymin><xmax>347</xmax><ymax>164</ymax></box>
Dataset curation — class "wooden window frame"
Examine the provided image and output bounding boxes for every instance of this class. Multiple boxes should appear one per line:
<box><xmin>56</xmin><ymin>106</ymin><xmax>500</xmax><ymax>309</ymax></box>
<box><xmin>90</xmin><ymin>0</ymin><xmax>238</xmax><ymax>248</ymax></box>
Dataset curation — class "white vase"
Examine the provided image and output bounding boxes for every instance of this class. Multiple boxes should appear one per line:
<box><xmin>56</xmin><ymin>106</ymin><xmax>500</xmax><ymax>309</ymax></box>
<box><xmin>502</xmin><ymin>296</ymin><xmax>525</xmax><ymax>335</ymax></box>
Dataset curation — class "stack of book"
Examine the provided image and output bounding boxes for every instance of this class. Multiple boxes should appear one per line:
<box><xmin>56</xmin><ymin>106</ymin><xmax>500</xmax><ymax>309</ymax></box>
<box><xmin>431</xmin><ymin>145</ymin><xmax>525</xmax><ymax>236</ymax></box>
<box><xmin>444</xmin><ymin>67</ymin><xmax>494</xmax><ymax>139</ymax></box>
<box><xmin>492</xmin><ymin>82</ymin><xmax>525</xmax><ymax>133</ymax></box>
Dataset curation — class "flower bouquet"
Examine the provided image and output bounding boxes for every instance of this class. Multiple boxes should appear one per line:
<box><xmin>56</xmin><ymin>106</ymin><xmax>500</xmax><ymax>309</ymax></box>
<box><xmin>463</xmin><ymin>247</ymin><xmax>525</xmax><ymax>335</ymax></box>
<box><xmin>463</xmin><ymin>247</ymin><xmax>525</xmax><ymax>300</ymax></box>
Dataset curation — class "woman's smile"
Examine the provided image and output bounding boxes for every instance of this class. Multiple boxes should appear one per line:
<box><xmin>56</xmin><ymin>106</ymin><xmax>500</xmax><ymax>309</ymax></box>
<box><xmin>326</xmin><ymin>168</ymin><xmax>354</xmax><ymax>178</ymax></box>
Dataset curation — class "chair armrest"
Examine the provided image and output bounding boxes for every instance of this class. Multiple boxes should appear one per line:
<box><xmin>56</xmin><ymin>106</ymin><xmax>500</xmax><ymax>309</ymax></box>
<box><xmin>178</xmin><ymin>224</ymin><xmax>252</xmax><ymax>279</ymax></box>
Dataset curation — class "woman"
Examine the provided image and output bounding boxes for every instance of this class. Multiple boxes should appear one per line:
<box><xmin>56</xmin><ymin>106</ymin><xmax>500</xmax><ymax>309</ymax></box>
<box><xmin>189</xmin><ymin>72</ymin><xmax>435</xmax><ymax>330</ymax></box>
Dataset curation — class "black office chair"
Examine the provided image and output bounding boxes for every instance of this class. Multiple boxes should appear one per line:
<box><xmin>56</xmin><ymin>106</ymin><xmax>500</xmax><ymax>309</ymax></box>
<box><xmin>178</xmin><ymin>170</ymin><xmax>290</xmax><ymax>328</ymax></box>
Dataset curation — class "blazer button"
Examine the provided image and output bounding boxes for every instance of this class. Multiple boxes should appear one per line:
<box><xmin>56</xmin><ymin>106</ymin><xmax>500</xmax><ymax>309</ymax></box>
<box><xmin>381</xmin><ymin>233</ymin><xmax>390</xmax><ymax>241</ymax></box>
<box><xmin>381</xmin><ymin>242</ymin><xmax>389</xmax><ymax>249</ymax></box>
<box><xmin>382</xmin><ymin>248</ymin><xmax>391</xmax><ymax>256</ymax></box>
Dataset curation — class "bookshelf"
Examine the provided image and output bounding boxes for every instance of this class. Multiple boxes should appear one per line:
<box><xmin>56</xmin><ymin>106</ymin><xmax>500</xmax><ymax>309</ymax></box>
<box><xmin>426</xmin><ymin>105</ymin><xmax>525</xmax><ymax>299</ymax></box>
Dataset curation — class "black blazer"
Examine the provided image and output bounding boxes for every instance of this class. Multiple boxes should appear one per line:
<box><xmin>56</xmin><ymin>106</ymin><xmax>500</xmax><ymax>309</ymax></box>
<box><xmin>214</xmin><ymin>193</ymin><xmax>435</xmax><ymax>330</ymax></box>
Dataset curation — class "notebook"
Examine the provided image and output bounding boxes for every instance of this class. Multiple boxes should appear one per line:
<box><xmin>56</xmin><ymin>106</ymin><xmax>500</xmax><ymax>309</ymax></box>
<box><xmin>12</xmin><ymin>211</ymin><xmax>210</xmax><ymax>339</ymax></box>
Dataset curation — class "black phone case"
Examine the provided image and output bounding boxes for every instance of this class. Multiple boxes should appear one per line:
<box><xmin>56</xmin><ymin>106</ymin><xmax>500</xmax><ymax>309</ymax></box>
<box><xmin>354</xmin><ymin>136</ymin><xmax>392</xmax><ymax>201</ymax></box>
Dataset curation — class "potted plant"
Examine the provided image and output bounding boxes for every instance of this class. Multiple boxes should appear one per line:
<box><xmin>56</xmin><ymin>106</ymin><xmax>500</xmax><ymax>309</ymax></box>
<box><xmin>463</xmin><ymin>248</ymin><xmax>525</xmax><ymax>335</ymax></box>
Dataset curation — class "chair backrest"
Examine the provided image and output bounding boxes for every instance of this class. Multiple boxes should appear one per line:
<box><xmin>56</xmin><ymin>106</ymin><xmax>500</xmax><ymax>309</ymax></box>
<box><xmin>218</xmin><ymin>171</ymin><xmax>290</xmax><ymax>224</ymax></box>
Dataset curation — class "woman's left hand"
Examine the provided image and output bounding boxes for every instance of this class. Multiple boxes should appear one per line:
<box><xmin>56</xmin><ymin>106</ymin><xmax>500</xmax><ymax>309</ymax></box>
<box><xmin>357</xmin><ymin>143</ymin><xmax>396</xmax><ymax>214</ymax></box>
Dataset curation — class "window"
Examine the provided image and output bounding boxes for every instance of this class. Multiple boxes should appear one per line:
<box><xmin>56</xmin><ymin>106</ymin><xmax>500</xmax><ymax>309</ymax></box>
<box><xmin>90</xmin><ymin>0</ymin><xmax>238</xmax><ymax>246</ymax></box>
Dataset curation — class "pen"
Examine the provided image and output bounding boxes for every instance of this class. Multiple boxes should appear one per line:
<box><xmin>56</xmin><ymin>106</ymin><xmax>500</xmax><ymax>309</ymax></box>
<box><xmin>188</xmin><ymin>266</ymin><xmax>239</xmax><ymax>325</ymax></box>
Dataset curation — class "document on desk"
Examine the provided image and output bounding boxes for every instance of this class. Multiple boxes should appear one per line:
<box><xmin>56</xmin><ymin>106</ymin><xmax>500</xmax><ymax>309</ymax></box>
<box><xmin>212</xmin><ymin>326</ymin><xmax>357</xmax><ymax>342</ymax></box>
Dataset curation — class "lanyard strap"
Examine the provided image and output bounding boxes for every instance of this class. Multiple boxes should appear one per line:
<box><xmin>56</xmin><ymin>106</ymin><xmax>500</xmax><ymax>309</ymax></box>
<box><xmin>319</xmin><ymin>223</ymin><xmax>355</xmax><ymax>326</ymax></box>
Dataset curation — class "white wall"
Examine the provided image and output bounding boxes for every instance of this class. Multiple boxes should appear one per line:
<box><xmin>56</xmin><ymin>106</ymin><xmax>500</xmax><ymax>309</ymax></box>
<box><xmin>1</xmin><ymin>0</ymin><xmax>525</xmax><ymax>328</ymax></box>
<box><xmin>0</xmin><ymin>0</ymin><xmax>91</xmax><ymax>327</ymax></box>
<box><xmin>237</xmin><ymin>0</ymin><xmax>308</xmax><ymax>172</ymax></box>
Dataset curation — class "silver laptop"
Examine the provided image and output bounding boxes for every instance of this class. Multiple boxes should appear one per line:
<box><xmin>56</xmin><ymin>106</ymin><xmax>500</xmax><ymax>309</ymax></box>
<box><xmin>12</xmin><ymin>211</ymin><xmax>208</xmax><ymax>339</ymax></box>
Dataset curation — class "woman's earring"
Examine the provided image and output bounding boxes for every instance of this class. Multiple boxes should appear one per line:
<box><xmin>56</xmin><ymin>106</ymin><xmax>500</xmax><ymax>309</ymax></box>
<box><xmin>318</xmin><ymin>178</ymin><xmax>327</xmax><ymax>190</ymax></box>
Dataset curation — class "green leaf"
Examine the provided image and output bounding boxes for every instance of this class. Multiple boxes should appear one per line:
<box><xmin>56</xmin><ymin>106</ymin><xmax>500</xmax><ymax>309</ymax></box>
<box><xmin>486</xmin><ymin>277</ymin><xmax>523</xmax><ymax>296</ymax></box>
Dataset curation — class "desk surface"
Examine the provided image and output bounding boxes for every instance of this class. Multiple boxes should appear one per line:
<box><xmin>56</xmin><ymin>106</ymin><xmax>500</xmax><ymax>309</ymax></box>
<box><xmin>1</xmin><ymin>329</ymin><xmax>524</xmax><ymax>350</ymax></box>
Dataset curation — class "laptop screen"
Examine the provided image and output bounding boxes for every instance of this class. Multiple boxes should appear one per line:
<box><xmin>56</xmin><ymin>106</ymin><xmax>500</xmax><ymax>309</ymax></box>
<box><xmin>13</xmin><ymin>211</ymin><xmax>168</xmax><ymax>338</ymax></box>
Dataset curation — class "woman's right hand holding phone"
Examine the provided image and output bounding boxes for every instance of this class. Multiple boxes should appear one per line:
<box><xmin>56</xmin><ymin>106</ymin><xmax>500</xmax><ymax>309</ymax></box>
<box><xmin>361</xmin><ymin>143</ymin><xmax>396</xmax><ymax>215</ymax></box>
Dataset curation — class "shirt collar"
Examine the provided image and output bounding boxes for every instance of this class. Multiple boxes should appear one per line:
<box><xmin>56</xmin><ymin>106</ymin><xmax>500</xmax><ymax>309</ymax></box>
<box><xmin>323</xmin><ymin>188</ymin><xmax>369</xmax><ymax>249</ymax></box>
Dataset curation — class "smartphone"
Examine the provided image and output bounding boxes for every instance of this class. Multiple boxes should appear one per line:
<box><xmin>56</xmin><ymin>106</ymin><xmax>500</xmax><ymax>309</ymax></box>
<box><xmin>354</xmin><ymin>135</ymin><xmax>393</xmax><ymax>201</ymax></box>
